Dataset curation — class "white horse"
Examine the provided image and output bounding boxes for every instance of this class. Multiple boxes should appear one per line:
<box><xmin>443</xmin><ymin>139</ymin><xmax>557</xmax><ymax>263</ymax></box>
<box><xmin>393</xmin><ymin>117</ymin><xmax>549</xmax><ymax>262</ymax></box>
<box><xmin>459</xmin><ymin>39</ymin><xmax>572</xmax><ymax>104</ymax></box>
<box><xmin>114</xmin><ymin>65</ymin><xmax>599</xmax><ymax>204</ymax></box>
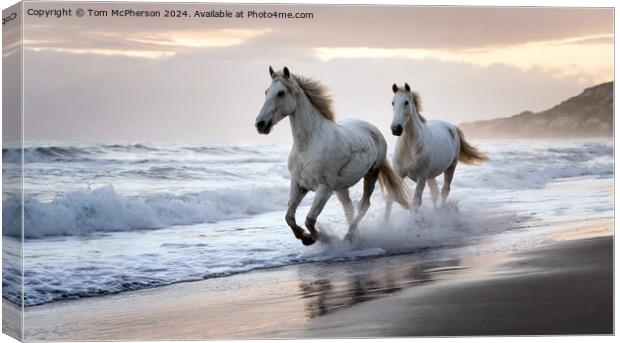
<box><xmin>255</xmin><ymin>66</ymin><xmax>411</xmax><ymax>245</ymax></box>
<box><xmin>386</xmin><ymin>83</ymin><xmax>488</xmax><ymax>219</ymax></box>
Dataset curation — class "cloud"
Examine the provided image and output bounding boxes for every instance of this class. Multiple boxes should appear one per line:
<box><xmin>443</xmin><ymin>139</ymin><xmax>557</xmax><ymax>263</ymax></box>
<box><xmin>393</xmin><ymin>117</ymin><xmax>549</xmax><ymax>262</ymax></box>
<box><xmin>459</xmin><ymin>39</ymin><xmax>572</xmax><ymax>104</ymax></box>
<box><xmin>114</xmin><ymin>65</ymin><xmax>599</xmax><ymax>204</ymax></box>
<box><xmin>315</xmin><ymin>34</ymin><xmax>613</xmax><ymax>84</ymax></box>
<box><xmin>26</xmin><ymin>46</ymin><xmax>176</xmax><ymax>59</ymax></box>
<box><xmin>124</xmin><ymin>29</ymin><xmax>272</xmax><ymax>49</ymax></box>
<box><xmin>23</xmin><ymin>3</ymin><xmax>613</xmax><ymax>51</ymax></box>
<box><xmin>23</xmin><ymin>28</ymin><xmax>272</xmax><ymax>59</ymax></box>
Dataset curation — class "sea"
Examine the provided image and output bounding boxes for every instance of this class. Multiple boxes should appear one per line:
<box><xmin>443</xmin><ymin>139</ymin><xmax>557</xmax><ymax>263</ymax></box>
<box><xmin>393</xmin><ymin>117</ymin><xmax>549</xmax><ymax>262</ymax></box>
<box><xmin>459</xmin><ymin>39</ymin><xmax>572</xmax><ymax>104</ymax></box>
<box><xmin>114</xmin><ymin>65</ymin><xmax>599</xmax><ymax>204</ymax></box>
<box><xmin>1</xmin><ymin>139</ymin><xmax>614</xmax><ymax>306</ymax></box>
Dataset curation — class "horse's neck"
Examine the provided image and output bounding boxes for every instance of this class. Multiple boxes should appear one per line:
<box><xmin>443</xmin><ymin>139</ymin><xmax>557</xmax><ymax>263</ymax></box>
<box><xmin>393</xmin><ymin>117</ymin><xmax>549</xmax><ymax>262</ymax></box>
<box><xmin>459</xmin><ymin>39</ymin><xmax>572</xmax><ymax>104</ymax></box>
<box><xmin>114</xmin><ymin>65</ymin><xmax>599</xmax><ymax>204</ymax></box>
<box><xmin>403</xmin><ymin>110</ymin><xmax>426</xmax><ymax>150</ymax></box>
<box><xmin>289</xmin><ymin>91</ymin><xmax>332</xmax><ymax>150</ymax></box>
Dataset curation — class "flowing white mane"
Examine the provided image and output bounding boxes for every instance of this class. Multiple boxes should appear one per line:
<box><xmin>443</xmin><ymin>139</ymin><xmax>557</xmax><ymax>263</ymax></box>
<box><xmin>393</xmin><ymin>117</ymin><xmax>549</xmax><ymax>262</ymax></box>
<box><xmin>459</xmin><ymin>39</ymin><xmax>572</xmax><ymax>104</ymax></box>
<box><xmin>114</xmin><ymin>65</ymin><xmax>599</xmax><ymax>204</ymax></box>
<box><xmin>273</xmin><ymin>72</ymin><xmax>336</xmax><ymax>121</ymax></box>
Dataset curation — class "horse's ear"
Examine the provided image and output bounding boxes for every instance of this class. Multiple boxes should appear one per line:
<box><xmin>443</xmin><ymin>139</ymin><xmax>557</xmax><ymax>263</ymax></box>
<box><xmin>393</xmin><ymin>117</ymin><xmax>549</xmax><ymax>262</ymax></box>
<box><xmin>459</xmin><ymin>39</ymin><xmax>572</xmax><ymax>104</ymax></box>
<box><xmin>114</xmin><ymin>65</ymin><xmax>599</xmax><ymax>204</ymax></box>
<box><xmin>269</xmin><ymin>66</ymin><xmax>276</xmax><ymax>79</ymax></box>
<box><xmin>404</xmin><ymin>83</ymin><xmax>411</xmax><ymax>92</ymax></box>
<box><xmin>392</xmin><ymin>83</ymin><xmax>398</xmax><ymax>93</ymax></box>
<box><xmin>283</xmin><ymin>66</ymin><xmax>290</xmax><ymax>78</ymax></box>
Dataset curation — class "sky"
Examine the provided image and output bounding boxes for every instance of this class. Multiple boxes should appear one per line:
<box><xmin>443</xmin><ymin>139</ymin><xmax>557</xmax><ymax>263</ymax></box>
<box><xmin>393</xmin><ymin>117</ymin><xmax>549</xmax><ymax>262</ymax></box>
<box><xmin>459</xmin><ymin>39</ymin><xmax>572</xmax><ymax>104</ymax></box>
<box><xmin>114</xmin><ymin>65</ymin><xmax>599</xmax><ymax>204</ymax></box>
<box><xmin>8</xmin><ymin>2</ymin><xmax>614</xmax><ymax>144</ymax></box>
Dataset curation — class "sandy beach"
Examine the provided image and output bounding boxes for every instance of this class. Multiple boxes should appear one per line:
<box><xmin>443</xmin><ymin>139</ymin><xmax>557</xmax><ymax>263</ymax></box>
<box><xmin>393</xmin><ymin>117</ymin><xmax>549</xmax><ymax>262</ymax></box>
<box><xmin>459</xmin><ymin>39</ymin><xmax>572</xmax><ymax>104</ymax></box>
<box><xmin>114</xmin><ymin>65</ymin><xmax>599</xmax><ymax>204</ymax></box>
<box><xmin>305</xmin><ymin>235</ymin><xmax>613</xmax><ymax>337</ymax></box>
<box><xmin>17</xmin><ymin>218</ymin><xmax>612</xmax><ymax>340</ymax></box>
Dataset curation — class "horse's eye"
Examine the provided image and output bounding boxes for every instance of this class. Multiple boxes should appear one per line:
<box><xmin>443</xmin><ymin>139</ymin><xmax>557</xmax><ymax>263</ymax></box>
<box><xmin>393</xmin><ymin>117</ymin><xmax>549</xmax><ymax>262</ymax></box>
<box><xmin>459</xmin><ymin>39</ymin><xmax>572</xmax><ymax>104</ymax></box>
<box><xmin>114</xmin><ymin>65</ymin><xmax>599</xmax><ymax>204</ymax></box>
<box><xmin>404</xmin><ymin>101</ymin><xmax>409</xmax><ymax>106</ymax></box>
<box><xmin>391</xmin><ymin>101</ymin><xmax>394</xmax><ymax>106</ymax></box>
<box><xmin>264</xmin><ymin>90</ymin><xmax>268</xmax><ymax>95</ymax></box>
<box><xmin>277</xmin><ymin>91</ymin><xmax>285</xmax><ymax>97</ymax></box>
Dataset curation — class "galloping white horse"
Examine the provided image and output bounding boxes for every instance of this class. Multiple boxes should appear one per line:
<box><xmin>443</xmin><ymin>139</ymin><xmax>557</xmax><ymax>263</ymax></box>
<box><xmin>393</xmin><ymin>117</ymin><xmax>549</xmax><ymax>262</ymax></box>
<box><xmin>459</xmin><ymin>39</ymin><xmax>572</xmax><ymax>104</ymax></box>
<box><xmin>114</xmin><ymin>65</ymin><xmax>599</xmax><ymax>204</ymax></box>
<box><xmin>386</xmin><ymin>83</ymin><xmax>488</xmax><ymax>218</ymax></box>
<box><xmin>255</xmin><ymin>66</ymin><xmax>411</xmax><ymax>245</ymax></box>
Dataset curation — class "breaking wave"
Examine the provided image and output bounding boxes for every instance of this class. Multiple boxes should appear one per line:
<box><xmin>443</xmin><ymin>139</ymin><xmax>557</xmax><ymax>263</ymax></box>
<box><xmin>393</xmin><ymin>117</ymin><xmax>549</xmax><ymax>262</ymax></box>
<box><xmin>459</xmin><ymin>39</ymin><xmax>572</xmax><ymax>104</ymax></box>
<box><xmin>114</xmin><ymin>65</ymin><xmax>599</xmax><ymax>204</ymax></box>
<box><xmin>3</xmin><ymin>185</ymin><xmax>290</xmax><ymax>238</ymax></box>
<box><xmin>451</xmin><ymin>141</ymin><xmax>613</xmax><ymax>190</ymax></box>
<box><xmin>2</xmin><ymin>144</ymin><xmax>281</xmax><ymax>163</ymax></box>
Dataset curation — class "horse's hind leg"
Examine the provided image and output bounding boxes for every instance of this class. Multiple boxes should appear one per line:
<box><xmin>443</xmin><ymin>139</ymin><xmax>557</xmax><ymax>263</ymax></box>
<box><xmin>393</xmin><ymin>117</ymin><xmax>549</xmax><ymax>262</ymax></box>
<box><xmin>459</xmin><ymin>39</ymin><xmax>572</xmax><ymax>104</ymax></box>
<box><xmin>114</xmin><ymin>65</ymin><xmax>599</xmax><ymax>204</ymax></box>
<box><xmin>427</xmin><ymin>178</ymin><xmax>439</xmax><ymax>209</ymax></box>
<box><xmin>441</xmin><ymin>163</ymin><xmax>457</xmax><ymax>207</ymax></box>
<box><xmin>345</xmin><ymin>168</ymin><xmax>380</xmax><ymax>241</ymax></box>
<box><xmin>304</xmin><ymin>185</ymin><xmax>333</xmax><ymax>245</ymax></box>
<box><xmin>336</xmin><ymin>189</ymin><xmax>355</xmax><ymax>226</ymax></box>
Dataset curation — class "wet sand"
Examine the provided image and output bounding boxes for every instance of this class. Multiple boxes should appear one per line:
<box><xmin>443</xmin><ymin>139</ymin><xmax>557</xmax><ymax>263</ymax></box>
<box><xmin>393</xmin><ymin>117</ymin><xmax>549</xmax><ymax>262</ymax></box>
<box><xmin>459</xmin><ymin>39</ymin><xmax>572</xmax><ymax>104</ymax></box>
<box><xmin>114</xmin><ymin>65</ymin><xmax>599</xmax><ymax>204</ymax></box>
<box><xmin>21</xmin><ymin>249</ymin><xmax>468</xmax><ymax>340</ymax></box>
<box><xmin>305</xmin><ymin>236</ymin><xmax>613</xmax><ymax>336</ymax></box>
<box><xmin>20</xmin><ymin>224</ymin><xmax>613</xmax><ymax>340</ymax></box>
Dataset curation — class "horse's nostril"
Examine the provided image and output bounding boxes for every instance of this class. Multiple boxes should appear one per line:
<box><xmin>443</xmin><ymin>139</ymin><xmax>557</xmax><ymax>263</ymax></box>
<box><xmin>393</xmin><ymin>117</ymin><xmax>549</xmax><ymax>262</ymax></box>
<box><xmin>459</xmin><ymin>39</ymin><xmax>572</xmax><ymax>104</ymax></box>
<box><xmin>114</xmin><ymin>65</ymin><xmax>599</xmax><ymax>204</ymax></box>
<box><xmin>256</xmin><ymin>120</ymin><xmax>266</xmax><ymax>129</ymax></box>
<box><xmin>391</xmin><ymin>125</ymin><xmax>403</xmax><ymax>135</ymax></box>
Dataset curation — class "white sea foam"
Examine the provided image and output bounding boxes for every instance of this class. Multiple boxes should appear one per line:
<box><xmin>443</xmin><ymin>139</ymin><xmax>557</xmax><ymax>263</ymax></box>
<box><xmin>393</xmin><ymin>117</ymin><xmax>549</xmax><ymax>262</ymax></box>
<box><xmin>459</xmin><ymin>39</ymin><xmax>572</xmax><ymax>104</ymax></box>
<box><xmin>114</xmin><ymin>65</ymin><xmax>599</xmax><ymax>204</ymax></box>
<box><xmin>3</xmin><ymin>185</ymin><xmax>290</xmax><ymax>238</ymax></box>
<box><xmin>450</xmin><ymin>141</ymin><xmax>613</xmax><ymax>190</ymax></box>
<box><xmin>10</xmin><ymin>198</ymin><xmax>519</xmax><ymax>306</ymax></box>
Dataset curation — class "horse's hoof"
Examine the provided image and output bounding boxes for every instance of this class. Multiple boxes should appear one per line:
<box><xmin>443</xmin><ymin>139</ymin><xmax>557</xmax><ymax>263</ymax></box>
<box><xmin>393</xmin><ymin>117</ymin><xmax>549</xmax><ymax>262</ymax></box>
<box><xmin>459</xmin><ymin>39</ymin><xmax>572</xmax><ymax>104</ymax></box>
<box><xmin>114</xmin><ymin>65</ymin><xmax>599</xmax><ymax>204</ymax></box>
<box><xmin>300</xmin><ymin>233</ymin><xmax>316</xmax><ymax>246</ymax></box>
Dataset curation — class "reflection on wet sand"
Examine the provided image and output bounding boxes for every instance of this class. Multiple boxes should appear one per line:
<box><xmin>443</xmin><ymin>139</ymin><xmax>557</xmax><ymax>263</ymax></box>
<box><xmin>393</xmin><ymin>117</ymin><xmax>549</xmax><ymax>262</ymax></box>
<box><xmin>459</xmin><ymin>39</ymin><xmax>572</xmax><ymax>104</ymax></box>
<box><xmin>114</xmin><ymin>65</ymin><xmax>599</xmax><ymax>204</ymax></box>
<box><xmin>297</xmin><ymin>254</ymin><xmax>466</xmax><ymax>318</ymax></box>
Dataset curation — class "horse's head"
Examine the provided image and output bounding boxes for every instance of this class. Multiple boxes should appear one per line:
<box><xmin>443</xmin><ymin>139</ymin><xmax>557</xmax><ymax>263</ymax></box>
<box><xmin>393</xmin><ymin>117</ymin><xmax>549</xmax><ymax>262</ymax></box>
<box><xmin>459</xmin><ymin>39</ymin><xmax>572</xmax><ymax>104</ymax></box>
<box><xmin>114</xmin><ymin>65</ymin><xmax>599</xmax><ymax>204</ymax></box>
<box><xmin>255</xmin><ymin>66</ymin><xmax>298</xmax><ymax>135</ymax></box>
<box><xmin>390</xmin><ymin>82</ymin><xmax>417</xmax><ymax>136</ymax></box>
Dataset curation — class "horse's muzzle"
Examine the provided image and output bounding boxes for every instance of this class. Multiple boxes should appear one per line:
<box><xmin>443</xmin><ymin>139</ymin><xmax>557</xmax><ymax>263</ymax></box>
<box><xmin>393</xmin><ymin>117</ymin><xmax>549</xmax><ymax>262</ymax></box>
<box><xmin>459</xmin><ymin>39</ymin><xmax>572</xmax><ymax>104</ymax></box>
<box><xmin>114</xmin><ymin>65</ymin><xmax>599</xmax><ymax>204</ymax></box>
<box><xmin>255</xmin><ymin>120</ymin><xmax>272</xmax><ymax>135</ymax></box>
<box><xmin>391</xmin><ymin>125</ymin><xmax>403</xmax><ymax>136</ymax></box>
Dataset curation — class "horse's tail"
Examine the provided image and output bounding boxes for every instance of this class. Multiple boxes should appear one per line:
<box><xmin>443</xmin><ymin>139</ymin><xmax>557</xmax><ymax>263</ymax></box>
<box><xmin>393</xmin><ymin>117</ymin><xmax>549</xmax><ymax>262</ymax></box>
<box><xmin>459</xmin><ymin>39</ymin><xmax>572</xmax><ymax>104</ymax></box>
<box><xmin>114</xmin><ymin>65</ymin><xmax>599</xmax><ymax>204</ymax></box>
<box><xmin>378</xmin><ymin>160</ymin><xmax>413</xmax><ymax>209</ymax></box>
<box><xmin>456</xmin><ymin>127</ymin><xmax>489</xmax><ymax>165</ymax></box>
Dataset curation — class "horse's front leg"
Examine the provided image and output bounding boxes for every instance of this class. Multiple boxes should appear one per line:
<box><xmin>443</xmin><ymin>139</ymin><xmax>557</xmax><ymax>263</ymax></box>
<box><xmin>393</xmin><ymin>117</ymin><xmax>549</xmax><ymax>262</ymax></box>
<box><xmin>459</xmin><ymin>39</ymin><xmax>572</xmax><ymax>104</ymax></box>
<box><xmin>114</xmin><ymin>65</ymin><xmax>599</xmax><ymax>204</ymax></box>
<box><xmin>285</xmin><ymin>180</ymin><xmax>311</xmax><ymax>243</ymax></box>
<box><xmin>304</xmin><ymin>185</ymin><xmax>333</xmax><ymax>245</ymax></box>
<box><xmin>427</xmin><ymin>178</ymin><xmax>439</xmax><ymax>209</ymax></box>
<box><xmin>412</xmin><ymin>175</ymin><xmax>428</xmax><ymax>211</ymax></box>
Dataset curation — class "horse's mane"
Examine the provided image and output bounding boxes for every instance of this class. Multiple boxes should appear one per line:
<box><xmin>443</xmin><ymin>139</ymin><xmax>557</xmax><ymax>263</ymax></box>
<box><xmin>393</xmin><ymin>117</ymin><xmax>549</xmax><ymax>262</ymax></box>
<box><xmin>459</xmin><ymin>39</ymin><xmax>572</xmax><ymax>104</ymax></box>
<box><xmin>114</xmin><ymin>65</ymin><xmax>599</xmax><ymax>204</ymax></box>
<box><xmin>274</xmin><ymin>72</ymin><xmax>335</xmax><ymax>122</ymax></box>
<box><xmin>396</xmin><ymin>87</ymin><xmax>426</xmax><ymax>123</ymax></box>
<box><xmin>411</xmin><ymin>92</ymin><xmax>427</xmax><ymax>123</ymax></box>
